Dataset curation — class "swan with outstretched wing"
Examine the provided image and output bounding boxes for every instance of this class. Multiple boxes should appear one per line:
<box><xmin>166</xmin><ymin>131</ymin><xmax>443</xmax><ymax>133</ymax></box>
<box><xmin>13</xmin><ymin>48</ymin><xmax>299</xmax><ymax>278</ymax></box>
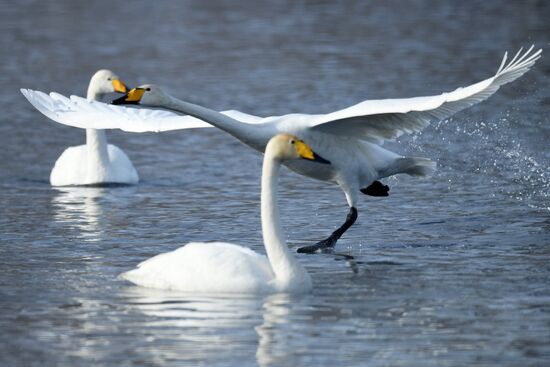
<box><xmin>21</xmin><ymin>46</ymin><xmax>542</xmax><ymax>253</ymax></box>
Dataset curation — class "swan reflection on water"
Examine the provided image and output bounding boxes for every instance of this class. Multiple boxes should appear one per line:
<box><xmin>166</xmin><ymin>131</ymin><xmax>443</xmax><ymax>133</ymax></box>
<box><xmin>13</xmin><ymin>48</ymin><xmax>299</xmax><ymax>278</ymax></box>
<box><xmin>120</xmin><ymin>287</ymin><xmax>306</xmax><ymax>367</ymax></box>
<box><xmin>51</xmin><ymin>185</ymin><xmax>137</xmax><ymax>241</ymax></box>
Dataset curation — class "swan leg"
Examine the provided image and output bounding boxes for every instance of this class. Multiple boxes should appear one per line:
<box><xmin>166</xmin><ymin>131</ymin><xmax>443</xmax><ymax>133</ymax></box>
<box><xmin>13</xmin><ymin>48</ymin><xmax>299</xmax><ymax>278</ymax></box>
<box><xmin>297</xmin><ymin>207</ymin><xmax>358</xmax><ymax>254</ymax></box>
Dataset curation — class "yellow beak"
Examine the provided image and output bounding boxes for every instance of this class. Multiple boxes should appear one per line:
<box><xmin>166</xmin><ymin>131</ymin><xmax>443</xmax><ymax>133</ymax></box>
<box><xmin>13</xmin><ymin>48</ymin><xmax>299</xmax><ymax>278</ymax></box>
<box><xmin>295</xmin><ymin>140</ymin><xmax>331</xmax><ymax>164</ymax></box>
<box><xmin>295</xmin><ymin>140</ymin><xmax>316</xmax><ymax>160</ymax></box>
<box><xmin>125</xmin><ymin>88</ymin><xmax>145</xmax><ymax>102</ymax></box>
<box><xmin>111</xmin><ymin>79</ymin><xmax>128</xmax><ymax>93</ymax></box>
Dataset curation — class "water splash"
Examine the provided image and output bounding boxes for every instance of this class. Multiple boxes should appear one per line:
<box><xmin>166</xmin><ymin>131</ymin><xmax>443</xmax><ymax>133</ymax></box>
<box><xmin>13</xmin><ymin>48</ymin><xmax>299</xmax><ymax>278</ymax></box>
<box><xmin>399</xmin><ymin>113</ymin><xmax>549</xmax><ymax>212</ymax></box>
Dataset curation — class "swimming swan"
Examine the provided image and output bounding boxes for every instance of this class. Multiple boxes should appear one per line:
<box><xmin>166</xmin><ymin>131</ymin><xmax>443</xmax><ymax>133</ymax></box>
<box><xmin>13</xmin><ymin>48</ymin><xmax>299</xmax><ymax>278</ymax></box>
<box><xmin>120</xmin><ymin>134</ymin><xmax>329</xmax><ymax>293</ymax></box>
<box><xmin>21</xmin><ymin>46</ymin><xmax>541</xmax><ymax>251</ymax></box>
<box><xmin>35</xmin><ymin>69</ymin><xmax>138</xmax><ymax>186</ymax></box>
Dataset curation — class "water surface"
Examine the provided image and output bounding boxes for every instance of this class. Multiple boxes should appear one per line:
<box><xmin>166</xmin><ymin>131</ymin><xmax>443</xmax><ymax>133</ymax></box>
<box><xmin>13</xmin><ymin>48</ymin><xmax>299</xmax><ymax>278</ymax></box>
<box><xmin>0</xmin><ymin>1</ymin><xmax>549</xmax><ymax>366</ymax></box>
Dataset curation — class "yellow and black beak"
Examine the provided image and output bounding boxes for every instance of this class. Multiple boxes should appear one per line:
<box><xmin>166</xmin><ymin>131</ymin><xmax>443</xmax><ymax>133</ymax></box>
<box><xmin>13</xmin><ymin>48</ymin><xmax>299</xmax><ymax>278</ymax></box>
<box><xmin>295</xmin><ymin>140</ymin><xmax>331</xmax><ymax>164</ymax></box>
<box><xmin>112</xmin><ymin>88</ymin><xmax>145</xmax><ymax>105</ymax></box>
<box><xmin>111</xmin><ymin>79</ymin><xmax>128</xmax><ymax>93</ymax></box>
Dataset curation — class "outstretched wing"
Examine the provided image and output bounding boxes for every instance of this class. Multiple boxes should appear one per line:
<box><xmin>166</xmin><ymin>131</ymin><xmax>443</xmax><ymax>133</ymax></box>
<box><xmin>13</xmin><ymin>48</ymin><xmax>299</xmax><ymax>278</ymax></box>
<box><xmin>309</xmin><ymin>46</ymin><xmax>542</xmax><ymax>143</ymax></box>
<box><xmin>20</xmin><ymin>89</ymin><xmax>264</xmax><ymax>132</ymax></box>
<box><xmin>22</xmin><ymin>47</ymin><xmax>541</xmax><ymax>139</ymax></box>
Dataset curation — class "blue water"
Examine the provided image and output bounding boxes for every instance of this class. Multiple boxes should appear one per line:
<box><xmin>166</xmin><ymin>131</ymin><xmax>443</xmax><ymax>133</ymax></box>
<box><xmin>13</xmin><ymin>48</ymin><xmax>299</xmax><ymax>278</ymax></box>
<box><xmin>0</xmin><ymin>1</ymin><xmax>549</xmax><ymax>366</ymax></box>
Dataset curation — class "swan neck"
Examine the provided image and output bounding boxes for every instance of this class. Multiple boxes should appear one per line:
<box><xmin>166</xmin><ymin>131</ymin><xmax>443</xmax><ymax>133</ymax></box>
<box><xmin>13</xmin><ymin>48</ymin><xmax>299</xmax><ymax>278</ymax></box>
<box><xmin>261</xmin><ymin>153</ymin><xmax>302</xmax><ymax>282</ymax></box>
<box><xmin>86</xmin><ymin>85</ymin><xmax>101</xmax><ymax>101</ymax></box>
<box><xmin>163</xmin><ymin>95</ymin><xmax>257</xmax><ymax>143</ymax></box>
<box><xmin>86</xmin><ymin>128</ymin><xmax>109</xmax><ymax>170</ymax></box>
<box><xmin>84</xmin><ymin>84</ymin><xmax>109</xmax><ymax>170</ymax></box>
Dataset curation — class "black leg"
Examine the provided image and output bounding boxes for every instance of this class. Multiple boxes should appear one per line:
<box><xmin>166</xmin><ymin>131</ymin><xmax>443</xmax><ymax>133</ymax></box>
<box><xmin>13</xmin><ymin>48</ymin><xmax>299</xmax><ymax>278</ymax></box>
<box><xmin>297</xmin><ymin>207</ymin><xmax>358</xmax><ymax>254</ymax></box>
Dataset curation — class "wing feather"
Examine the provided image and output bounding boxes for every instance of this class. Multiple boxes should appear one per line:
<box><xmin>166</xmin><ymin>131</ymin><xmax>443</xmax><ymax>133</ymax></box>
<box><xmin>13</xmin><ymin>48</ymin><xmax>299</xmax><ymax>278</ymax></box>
<box><xmin>20</xmin><ymin>89</ymin><xmax>263</xmax><ymax>132</ymax></box>
<box><xmin>21</xmin><ymin>47</ymin><xmax>540</xmax><ymax>142</ymax></box>
<box><xmin>310</xmin><ymin>46</ymin><xmax>542</xmax><ymax>143</ymax></box>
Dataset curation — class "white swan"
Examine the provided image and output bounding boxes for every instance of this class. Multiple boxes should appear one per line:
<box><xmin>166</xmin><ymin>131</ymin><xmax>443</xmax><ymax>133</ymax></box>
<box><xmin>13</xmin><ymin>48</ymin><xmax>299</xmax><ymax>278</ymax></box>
<box><xmin>120</xmin><ymin>134</ymin><xmax>329</xmax><ymax>293</ymax></box>
<box><xmin>42</xmin><ymin>69</ymin><xmax>138</xmax><ymax>186</ymax></box>
<box><xmin>21</xmin><ymin>46</ymin><xmax>541</xmax><ymax>251</ymax></box>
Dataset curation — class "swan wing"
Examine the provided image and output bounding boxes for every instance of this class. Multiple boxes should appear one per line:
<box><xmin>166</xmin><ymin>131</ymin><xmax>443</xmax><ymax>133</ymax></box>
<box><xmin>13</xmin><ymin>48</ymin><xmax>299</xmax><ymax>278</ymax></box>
<box><xmin>309</xmin><ymin>46</ymin><xmax>542</xmax><ymax>143</ymax></box>
<box><xmin>20</xmin><ymin>89</ymin><xmax>264</xmax><ymax>132</ymax></box>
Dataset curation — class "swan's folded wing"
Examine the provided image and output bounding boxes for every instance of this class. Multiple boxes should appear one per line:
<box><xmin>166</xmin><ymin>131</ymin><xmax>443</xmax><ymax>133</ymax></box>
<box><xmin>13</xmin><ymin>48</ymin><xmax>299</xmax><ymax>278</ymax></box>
<box><xmin>20</xmin><ymin>89</ymin><xmax>264</xmax><ymax>132</ymax></box>
<box><xmin>309</xmin><ymin>46</ymin><xmax>542</xmax><ymax>143</ymax></box>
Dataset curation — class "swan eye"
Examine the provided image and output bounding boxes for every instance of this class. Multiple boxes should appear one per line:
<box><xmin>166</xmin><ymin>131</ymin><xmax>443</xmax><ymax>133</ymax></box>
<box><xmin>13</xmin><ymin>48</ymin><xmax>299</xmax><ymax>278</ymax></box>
<box><xmin>290</xmin><ymin>139</ymin><xmax>295</xmax><ymax>145</ymax></box>
<box><xmin>145</xmin><ymin>88</ymin><xmax>151</xmax><ymax>91</ymax></box>
<box><xmin>107</xmin><ymin>78</ymin><xmax>111</xmax><ymax>81</ymax></box>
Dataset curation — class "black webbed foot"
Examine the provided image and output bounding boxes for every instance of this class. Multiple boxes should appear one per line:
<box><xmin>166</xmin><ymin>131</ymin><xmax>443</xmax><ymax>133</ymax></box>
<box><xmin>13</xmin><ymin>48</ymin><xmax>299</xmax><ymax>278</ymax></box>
<box><xmin>298</xmin><ymin>207</ymin><xmax>358</xmax><ymax>254</ymax></box>
<box><xmin>360</xmin><ymin>181</ymin><xmax>389</xmax><ymax>197</ymax></box>
<box><xmin>297</xmin><ymin>236</ymin><xmax>338</xmax><ymax>254</ymax></box>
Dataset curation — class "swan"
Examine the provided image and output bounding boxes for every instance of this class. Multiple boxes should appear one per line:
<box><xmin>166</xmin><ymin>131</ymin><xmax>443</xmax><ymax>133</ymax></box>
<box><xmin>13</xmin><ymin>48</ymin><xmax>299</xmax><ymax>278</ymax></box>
<box><xmin>42</xmin><ymin>69</ymin><xmax>138</xmax><ymax>186</ymax></box>
<box><xmin>120</xmin><ymin>134</ymin><xmax>329</xmax><ymax>293</ymax></box>
<box><xmin>20</xmin><ymin>46</ymin><xmax>541</xmax><ymax>251</ymax></box>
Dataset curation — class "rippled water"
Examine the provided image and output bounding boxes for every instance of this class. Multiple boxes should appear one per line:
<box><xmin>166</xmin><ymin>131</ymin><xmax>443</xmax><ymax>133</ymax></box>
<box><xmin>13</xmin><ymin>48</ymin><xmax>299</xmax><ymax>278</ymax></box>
<box><xmin>1</xmin><ymin>1</ymin><xmax>549</xmax><ymax>366</ymax></box>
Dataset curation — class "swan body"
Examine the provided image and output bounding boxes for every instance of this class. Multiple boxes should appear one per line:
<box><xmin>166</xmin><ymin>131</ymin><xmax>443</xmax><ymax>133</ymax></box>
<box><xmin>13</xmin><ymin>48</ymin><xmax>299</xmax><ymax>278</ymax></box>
<box><xmin>44</xmin><ymin>69</ymin><xmax>138</xmax><ymax>186</ymax></box>
<box><xmin>121</xmin><ymin>242</ymin><xmax>277</xmax><ymax>293</ymax></box>
<box><xmin>120</xmin><ymin>134</ymin><xmax>325</xmax><ymax>294</ymax></box>
<box><xmin>21</xmin><ymin>46</ymin><xmax>541</xmax><ymax>250</ymax></box>
<box><xmin>50</xmin><ymin>143</ymin><xmax>138</xmax><ymax>186</ymax></box>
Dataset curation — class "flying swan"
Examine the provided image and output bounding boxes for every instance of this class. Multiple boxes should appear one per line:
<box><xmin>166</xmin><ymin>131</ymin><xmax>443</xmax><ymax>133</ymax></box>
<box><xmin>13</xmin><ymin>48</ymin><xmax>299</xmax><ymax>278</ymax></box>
<box><xmin>119</xmin><ymin>134</ymin><xmax>329</xmax><ymax>293</ymax></box>
<box><xmin>32</xmin><ymin>69</ymin><xmax>139</xmax><ymax>186</ymax></box>
<box><xmin>21</xmin><ymin>46</ymin><xmax>541</xmax><ymax>252</ymax></box>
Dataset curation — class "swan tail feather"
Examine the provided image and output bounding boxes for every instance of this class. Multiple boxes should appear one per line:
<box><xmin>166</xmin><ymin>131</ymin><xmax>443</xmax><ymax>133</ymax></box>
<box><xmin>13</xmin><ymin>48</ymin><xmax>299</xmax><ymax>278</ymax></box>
<box><xmin>380</xmin><ymin>157</ymin><xmax>436</xmax><ymax>178</ymax></box>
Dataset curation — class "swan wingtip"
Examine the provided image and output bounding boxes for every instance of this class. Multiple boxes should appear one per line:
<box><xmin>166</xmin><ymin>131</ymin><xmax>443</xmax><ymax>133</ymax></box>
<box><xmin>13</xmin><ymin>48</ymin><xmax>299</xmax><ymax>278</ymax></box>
<box><xmin>20</xmin><ymin>88</ymin><xmax>35</xmax><ymax>98</ymax></box>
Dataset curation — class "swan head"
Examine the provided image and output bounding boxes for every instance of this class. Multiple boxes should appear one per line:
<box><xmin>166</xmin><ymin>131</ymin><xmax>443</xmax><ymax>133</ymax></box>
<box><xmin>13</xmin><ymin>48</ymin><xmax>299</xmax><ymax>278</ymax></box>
<box><xmin>268</xmin><ymin>134</ymin><xmax>330</xmax><ymax>164</ymax></box>
<box><xmin>111</xmin><ymin>84</ymin><xmax>170</xmax><ymax>106</ymax></box>
<box><xmin>89</xmin><ymin>69</ymin><xmax>128</xmax><ymax>95</ymax></box>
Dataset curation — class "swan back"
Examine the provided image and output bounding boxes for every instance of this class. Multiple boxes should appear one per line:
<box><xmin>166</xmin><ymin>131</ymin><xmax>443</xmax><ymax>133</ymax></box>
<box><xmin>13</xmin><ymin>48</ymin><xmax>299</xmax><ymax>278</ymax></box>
<box><xmin>121</xmin><ymin>242</ymin><xmax>275</xmax><ymax>293</ymax></box>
